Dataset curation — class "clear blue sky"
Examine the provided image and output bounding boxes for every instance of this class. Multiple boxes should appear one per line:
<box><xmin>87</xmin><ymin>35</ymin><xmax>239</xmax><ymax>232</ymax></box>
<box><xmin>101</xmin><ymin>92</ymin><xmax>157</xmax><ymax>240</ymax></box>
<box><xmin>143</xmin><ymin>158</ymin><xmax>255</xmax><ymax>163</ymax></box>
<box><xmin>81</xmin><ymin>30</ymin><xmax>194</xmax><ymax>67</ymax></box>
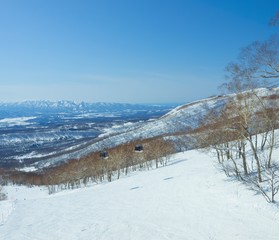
<box><xmin>0</xmin><ymin>0</ymin><xmax>278</xmax><ymax>103</ymax></box>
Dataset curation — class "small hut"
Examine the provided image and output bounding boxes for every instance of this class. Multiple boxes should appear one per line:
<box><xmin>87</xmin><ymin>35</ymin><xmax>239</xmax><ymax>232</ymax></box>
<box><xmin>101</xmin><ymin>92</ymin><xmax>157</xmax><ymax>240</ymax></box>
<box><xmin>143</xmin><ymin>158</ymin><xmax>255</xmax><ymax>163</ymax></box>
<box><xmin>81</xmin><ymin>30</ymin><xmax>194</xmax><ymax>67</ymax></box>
<box><xmin>134</xmin><ymin>144</ymin><xmax>144</xmax><ymax>152</ymax></box>
<box><xmin>100</xmin><ymin>150</ymin><xmax>109</xmax><ymax>159</ymax></box>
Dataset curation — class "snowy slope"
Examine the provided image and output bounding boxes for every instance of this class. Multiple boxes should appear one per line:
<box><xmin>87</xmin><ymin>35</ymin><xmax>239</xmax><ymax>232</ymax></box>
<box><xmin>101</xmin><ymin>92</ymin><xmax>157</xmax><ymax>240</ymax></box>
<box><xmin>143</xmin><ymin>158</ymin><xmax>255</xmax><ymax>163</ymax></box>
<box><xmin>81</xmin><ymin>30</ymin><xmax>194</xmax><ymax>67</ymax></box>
<box><xmin>30</xmin><ymin>95</ymin><xmax>231</xmax><ymax>169</ymax></box>
<box><xmin>1</xmin><ymin>149</ymin><xmax>279</xmax><ymax>240</ymax></box>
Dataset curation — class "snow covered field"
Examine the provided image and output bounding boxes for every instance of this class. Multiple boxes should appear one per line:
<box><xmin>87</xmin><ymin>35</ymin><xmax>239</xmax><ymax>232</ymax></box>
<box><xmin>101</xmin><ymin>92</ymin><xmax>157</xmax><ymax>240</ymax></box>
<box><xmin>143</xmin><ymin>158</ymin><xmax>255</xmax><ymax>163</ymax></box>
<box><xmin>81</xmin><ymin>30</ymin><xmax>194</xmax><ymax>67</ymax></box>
<box><xmin>0</xmin><ymin>117</ymin><xmax>37</xmax><ymax>127</ymax></box>
<box><xmin>1</xmin><ymin>150</ymin><xmax>279</xmax><ymax>240</ymax></box>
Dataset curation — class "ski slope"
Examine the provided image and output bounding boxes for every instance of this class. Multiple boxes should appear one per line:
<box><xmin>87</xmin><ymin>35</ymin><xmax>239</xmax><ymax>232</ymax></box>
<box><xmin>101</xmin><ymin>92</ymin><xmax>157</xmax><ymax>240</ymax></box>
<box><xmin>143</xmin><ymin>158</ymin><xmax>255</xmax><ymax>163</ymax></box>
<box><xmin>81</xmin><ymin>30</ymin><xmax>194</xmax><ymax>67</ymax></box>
<box><xmin>1</xmin><ymin>150</ymin><xmax>279</xmax><ymax>240</ymax></box>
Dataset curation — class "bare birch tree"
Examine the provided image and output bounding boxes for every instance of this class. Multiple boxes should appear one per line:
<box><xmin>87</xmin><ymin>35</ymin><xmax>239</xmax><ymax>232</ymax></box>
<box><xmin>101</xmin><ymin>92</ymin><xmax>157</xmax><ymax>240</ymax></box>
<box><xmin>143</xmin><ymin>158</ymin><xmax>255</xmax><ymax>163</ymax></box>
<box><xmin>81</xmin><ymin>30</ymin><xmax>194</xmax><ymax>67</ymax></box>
<box><xmin>195</xmin><ymin>32</ymin><xmax>279</xmax><ymax>202</ymax></box>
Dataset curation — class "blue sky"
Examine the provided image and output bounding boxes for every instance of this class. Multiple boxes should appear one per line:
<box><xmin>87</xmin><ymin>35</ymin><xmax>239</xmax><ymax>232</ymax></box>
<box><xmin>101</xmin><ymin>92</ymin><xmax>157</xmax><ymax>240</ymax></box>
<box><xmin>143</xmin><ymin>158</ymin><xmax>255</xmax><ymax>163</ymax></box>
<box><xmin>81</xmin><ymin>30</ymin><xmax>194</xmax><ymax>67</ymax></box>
<box><xmin>0</xmin><ymin>0</ymin><xmax>278</xmax><ymax>103</ymax></box>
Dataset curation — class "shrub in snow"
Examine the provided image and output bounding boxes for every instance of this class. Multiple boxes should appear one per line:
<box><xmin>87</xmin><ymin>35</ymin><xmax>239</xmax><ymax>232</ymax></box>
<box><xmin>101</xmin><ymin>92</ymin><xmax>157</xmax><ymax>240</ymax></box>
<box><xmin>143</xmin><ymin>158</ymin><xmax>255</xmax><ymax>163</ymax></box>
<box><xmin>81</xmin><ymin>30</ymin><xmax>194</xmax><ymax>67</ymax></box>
<box><xmin>198</xmin><ymin>86</ymin><xmax>279</xmax><ymax>203</ymax></box>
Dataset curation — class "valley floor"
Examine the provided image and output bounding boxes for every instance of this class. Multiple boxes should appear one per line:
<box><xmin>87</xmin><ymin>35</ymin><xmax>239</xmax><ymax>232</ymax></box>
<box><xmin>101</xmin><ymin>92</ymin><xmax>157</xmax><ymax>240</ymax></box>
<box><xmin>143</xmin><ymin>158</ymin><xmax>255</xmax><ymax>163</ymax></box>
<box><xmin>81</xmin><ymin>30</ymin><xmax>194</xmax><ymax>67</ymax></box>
<box><xmin>1</xmin><ymin>150</ymin><xmax>279</xmax><ymax>240</ymax></box>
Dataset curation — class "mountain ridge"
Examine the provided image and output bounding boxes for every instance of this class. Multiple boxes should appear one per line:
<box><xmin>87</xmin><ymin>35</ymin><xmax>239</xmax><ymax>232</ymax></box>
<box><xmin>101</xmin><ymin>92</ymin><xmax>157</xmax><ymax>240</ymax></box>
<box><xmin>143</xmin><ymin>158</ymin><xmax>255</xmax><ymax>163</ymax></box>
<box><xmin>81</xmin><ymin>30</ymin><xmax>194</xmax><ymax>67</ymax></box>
<box><xmin>0</xmin><ymin>100</ymin><xmax>178</xmax><ymax>117</ymax></box>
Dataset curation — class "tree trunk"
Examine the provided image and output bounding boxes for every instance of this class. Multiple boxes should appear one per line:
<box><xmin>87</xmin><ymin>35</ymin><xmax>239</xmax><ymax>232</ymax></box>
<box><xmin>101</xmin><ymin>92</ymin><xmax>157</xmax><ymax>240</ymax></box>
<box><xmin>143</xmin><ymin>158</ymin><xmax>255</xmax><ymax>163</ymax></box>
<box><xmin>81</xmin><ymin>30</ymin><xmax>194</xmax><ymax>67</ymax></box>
<box><xmin>241</xmin><ymin>141</ymin><xmax>248</xmax><ymax>175</ymax></box>
<box><xmin>249</xmin><ymin>137</ymin><xmax>262</xmax><ymax>182</ymax></box>
<box><xmin>267</xmin><ymin>128</ymin><xmax>275</xmax><ymax>168</ymax></box>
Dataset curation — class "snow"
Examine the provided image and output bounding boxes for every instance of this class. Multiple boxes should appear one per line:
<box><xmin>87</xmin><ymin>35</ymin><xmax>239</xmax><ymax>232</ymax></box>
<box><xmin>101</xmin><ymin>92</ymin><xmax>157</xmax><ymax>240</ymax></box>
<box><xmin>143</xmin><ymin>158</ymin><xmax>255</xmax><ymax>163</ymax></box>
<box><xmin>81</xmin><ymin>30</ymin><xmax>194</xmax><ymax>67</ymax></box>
<box><xmin>0</xmin><ymin>201</ymin><xmax>15</xmax><ymax>226</ymax></box>
<box><xmin>1</xmin><ymin>149</ymin><xmax>279</xmax><ymax>240</ymax></box>
<box><xmin>16</xmin><ymin>166</ymin><xmax>39</xmax><ymax>172</ymax></box>
<box><xmin>0</xmin><ymin>117</ymin><xmax>36</xmax><ymax>127</ymax></box>
<box><xmin>14</xmin><ymin>151</ymin><xmax>54</xmax><ymax>161</ymax></box>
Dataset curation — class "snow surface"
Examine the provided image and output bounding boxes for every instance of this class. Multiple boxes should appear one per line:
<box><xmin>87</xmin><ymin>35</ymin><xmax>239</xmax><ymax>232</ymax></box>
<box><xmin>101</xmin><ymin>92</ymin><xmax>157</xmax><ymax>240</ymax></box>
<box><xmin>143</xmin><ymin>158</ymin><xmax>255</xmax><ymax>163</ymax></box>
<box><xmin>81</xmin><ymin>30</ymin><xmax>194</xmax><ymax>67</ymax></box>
<box><xmin>0</xmin><ymin>117</ymin><xmax>36</xmax><ymax>127</ymax></box>
<box><xmin>1</xmin><ymin>150</ymin><xmax>279</xmax><ymax>240</ymax></box>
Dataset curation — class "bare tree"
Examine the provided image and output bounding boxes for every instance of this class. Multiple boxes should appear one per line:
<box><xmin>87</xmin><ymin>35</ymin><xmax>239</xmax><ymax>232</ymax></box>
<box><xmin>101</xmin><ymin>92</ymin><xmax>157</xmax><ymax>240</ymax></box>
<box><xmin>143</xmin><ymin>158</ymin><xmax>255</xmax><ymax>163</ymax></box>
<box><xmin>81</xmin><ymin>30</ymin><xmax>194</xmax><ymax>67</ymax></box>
<box><xmin>242</xmin><ymin>162</ymin><xmax>279</xmax><ymax>203</ymax></box>
<box><xmin>223</xmin><ymin>36</ymin><xmax>279</xmax><ymax>93</ymax></box>
<box><xmin>200</xmin><ymin>34</ymin><xmax>279</xmax><ymax>202</ymax></box>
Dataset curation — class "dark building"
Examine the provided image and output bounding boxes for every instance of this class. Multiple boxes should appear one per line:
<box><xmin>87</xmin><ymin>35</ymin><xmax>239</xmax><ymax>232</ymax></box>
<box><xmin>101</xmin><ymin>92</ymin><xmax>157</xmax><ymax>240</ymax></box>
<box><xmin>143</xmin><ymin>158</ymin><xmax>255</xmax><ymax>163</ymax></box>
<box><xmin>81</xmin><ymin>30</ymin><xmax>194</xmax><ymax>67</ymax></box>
<box><xmin>135</xmin><ymin>144</ymin><xmax>144</xmax><ymax>152</ymax></box>
<box><xmin>100</xmin><ymin>150</ymin><xmax>109</xmax><ymax>159</ymax></box>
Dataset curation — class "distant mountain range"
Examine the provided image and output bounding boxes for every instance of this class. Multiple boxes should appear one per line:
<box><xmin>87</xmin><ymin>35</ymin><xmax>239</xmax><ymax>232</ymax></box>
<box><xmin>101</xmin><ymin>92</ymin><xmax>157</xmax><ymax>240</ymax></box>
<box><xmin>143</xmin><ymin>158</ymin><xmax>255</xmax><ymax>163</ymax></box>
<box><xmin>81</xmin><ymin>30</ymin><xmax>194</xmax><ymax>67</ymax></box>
<box><xmin>0</xmin><ymin>100</ymin><xmax>178</xmax><ymax>117</ymax></box>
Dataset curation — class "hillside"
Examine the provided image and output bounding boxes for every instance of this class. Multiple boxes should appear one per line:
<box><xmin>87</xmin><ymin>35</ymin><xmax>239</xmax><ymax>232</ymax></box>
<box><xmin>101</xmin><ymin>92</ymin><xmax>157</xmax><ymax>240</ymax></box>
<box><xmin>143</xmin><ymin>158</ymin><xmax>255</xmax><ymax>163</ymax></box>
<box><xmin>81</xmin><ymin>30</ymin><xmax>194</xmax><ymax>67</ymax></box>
<box><xmin>19</xmin><ymin>94</ymin><xmax>231</xmax><ymax>169</ymax></box>
<box><xmin>0</xmin><ymin>101</ymin><xmax>176</xmax><ymax>169</ymax></box>
<box><xmin>1</xmin><ymin>149</ymin><xmax>279</xmax><ymax>240</ymax></box>
<box><xmin>26</xmin><ymin>87</ymin><xmax>279</xmax><ymax>170</ymax></box>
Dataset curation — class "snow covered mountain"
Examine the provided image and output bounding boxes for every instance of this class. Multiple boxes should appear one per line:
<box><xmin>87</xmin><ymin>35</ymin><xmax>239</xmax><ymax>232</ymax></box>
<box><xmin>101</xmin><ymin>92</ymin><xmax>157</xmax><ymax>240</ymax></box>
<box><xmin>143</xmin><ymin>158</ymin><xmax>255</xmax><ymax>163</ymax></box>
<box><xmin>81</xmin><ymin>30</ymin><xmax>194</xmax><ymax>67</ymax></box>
<box><xmin>28</xmin><ymin>93</ymin><xmax>231</xmax><ymax>169</ymax></box>
<box><xmin>0</xmin><ymin>100</ymin><xmax>176</xmax><ymax>117</ymax></box>
<box><xmin>1</xmin><ymin>87</ymin><xmax>278</xmax><ymax>170</ymax></box>
<box><xmin>30</xmin><ymin>87</ymin><xmax>279</xmax><ymax>169</ymax></box>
